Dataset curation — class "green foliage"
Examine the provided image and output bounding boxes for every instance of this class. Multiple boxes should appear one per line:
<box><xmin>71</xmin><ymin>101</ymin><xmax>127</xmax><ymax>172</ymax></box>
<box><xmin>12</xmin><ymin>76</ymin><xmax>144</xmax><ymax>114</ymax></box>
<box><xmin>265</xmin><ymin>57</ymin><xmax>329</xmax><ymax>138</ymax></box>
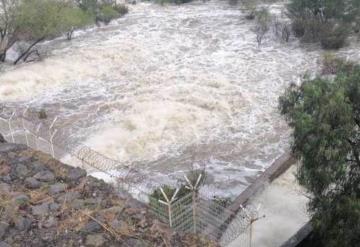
<box><xmin>15</xmin><ymin>0</ymin><xmax>92</xmax><ymax>41</ymax></box>
<box><xmin>241</xmin><ymin>0</ymin><xmax>258</xmax><ymax>20</ymax></box>
<box><xmin>156</xmin><ymin>0</ymin><xmax>193</xmax><ymax>5</ymax></box>
<box><xmin>113</xmin><ymin>4</ymin><xmax>129</xmax><ymax>16</ymax></box>
<box><xmin>97</xmin><ymin>4</ymin><xmax>120</xmax><ymax>24</ymax></box>
<box><xmin>211</xmin><ymin>196</ymin><xmax>232</xmax><ymax>208</ymax></box>
<box><xmin>320</xmin><ymin>23</ymin><xmax>349</xmax><ymax>50</ymax></box>
<box><xmin>321</xmin><ymin>53</ymin><xmax>355</xmax><ymax>75</ymax></box>
<box><xmin>254</xmin><ymin>7</ymin><xmax>271</xmax><ymax>46</ymax></box>
<box><xmin>287</xmin><ymin>0</ymin><xmax>360</xmax><ymax>49</ymax></box>
<box><xmin>59</xmin><ymin>6</ymin><xmax>94</xmax><ymax>31</ymax></box>
<box><xmin>149</xmin><ymin>170</ymin><xmax>207</xmax><ymax>202</ymax></box>
<box><xmin>279</xmin><ymin>62</ymin><xmax>360</xmax><ymax>247</ymax></box>
<box><xmin>77</xmin><ymin>0</ymin><xmax>98</xmax><ymax>15</ymax></box>
<box><xmin>150</xmin><ymin>185</ymin><xmax>190</xmax><ymax>202</ymax></box>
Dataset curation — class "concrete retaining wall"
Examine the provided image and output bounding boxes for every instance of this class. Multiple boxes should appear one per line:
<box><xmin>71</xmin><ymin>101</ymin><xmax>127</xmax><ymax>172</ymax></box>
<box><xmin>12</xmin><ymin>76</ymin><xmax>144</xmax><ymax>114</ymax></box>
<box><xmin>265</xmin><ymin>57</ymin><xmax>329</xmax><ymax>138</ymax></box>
<box><xmin>228</xmin><ymin>152</ymin><xmax>296</xmax><ymax>212</ymax></box>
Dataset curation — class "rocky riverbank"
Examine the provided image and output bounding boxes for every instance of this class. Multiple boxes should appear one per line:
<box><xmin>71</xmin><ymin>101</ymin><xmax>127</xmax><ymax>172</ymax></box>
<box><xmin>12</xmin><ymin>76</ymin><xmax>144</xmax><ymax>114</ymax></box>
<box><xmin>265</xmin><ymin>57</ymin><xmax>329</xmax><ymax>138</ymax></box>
<box><xmin>0</xmin><ymin>140</ymin><xmax>217</xmax><ymax>247</ymax></box>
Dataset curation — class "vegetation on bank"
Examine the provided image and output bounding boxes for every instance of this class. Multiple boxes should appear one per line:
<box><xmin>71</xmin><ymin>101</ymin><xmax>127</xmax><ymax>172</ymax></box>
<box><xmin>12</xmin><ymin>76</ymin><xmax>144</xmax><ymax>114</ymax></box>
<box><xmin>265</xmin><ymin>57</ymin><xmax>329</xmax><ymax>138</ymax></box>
<box><xmin>0</xmin><ymin>141</ymin><xmax>219</xmax><ymax>246</ymax></box>
<box><xmin>155</xmin><ymin>0</ymin><xmax>193</xmax><ymax>6</ymax></box>
<box><xmin>238</xmin><ymin>0</ymin><xmax>360</xmax><ymax>49</ymax></box>
<box><xmin>0</xmin><ymin>0</ymin><xmax>128</xmax><ymax>64</ymax></box>
<box><xmin>279</xmin><ymin>57</ymin><xmax>360</xmax><ymax>247</ymax></box>
<box><xmin>287</xmin><ymin>0</ymin><xmax>360</xmax><ymax>49</ymax></box>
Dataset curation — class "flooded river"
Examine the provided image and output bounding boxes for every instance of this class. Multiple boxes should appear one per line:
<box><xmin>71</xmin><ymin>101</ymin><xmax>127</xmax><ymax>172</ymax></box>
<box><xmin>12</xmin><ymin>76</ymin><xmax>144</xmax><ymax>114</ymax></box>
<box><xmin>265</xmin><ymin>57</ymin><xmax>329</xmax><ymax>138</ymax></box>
<box><xmin>1</xmin><ymin>1</ymin><xmax>357</xmax><ymax>197</ymax></box>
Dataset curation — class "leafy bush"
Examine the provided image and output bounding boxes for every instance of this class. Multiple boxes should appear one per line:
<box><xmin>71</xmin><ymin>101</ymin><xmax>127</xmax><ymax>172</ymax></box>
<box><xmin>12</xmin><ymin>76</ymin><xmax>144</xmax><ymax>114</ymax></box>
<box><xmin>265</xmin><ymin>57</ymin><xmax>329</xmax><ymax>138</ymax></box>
<box><xmin>241</xmin><ymin>0</ymin><xmax>258</xmax><ymax>20</ymax></box>
<box><xmin>150</xmin><ymin>185</ymin><xmax>190</xmax><ymax>202</ymax></box>
<box><xmin>113</xmin><ymin>4</ymin><xmax>129</xmax><ymax>16</ymax></box>
<box><xmin>77</xmin><ymin>0</ymin><xmax>98</xmax><ymax>15</ymax></box>
<box><xmin>320</xmin><ymin>23</ymin><xmax>349</xmax><ymax>50</ymax></box>
<box><xmin>291</xmin><ymin>19</ymin><xmax>305</xmax><ymax>38</ymax></box>
<box><xmin>279</xmin><ymin>63</ymin><xmax>360</xmax><ymax>247</ymax></box>
<box><xmin>156</xmin><ymin>0</ymin><xmax>193</xmax><ymax>5</ymax></box>
<box><xmin>287</xmin><ymin>0</ymin><xmax>359</xmax><ymax>49</ymax></box>
<box><xmin>13</xmin><ymin>0</ymin><xmax>93</xmax><ymax>64</ymax></box>
<box><xmin>321</xmin><ymin>53</ymin><xmax>355</xmax><ymax>75</ymax></box>
<box><xmin>97</xmin><ymin>4</ymin><xmax>119</xmax><ymax>24</ymax></box>
<box><xmin>59</xmin><ymin>6</ymin><xmax>94</xmax><ymax>40</ymax></box>
<box><xmin>254</xmin><ymin>8</ymin><xmax>271</xmax><ymax>46</ymax></box>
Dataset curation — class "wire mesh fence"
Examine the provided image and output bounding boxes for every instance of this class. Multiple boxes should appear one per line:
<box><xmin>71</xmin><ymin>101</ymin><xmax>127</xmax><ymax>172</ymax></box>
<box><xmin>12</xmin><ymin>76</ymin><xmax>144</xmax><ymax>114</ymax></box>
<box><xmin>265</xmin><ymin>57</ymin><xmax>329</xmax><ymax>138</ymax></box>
<box><xmin>0</xmin><ymin>106</ymin><xmax>255</xmax><ymax>246</ymax></box>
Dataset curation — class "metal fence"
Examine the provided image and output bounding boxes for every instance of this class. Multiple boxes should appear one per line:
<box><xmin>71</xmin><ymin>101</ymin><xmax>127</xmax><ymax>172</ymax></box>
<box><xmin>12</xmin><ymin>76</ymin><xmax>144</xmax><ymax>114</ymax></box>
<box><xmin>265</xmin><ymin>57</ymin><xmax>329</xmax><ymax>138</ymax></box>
<box><xmin>0</xmin><ymin>106</ymin><xmax>255</xmax><ymax>246</ymax></box>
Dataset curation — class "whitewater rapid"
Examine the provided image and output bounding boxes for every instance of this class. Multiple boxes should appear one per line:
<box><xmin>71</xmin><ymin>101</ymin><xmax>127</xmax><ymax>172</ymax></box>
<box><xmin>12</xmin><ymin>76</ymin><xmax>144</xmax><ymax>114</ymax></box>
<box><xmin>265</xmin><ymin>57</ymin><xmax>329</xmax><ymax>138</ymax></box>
<box><xmin>1</xmin><ymin>1</ymin><xmax>358</xmax><ymax>197</ymax></box>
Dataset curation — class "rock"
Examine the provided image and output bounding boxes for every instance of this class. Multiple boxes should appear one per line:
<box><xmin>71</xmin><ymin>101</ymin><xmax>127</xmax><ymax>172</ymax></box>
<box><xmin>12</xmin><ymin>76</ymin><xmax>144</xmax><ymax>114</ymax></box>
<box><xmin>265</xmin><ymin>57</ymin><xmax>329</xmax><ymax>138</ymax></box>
<box><xmin>13</xmin><ymin>194</ymin><xmax>29</xmax><ymax>206</ymax></box>
<box><xmin>13</xmin><ymin>164</ymin><xmax>29</xmax><ymax>178</ymax></box>
<box><xmin>121</xmin><ymin>238</ymin><xmax>145</xmax><ymax>247</ymax></box>
<box><xmin>34</xmin><ymin>171</ymin><xmax>55</xmax><ymax>182</ymax></box>
<box><xmin>0</xmin><ymin>143</ymin><xmax>22</xmax><ymax>153</ymax></box>
<box><xmin>170</xmin><ymin>233</ymin><xmax>184</xmax><ymax>247</ymax></box>
<box><xmin>57</xmin><ymin>191</ymin><xmax>81</xmax><ymax>203</ymax></box>
<box><xmin>67</xmin><ymin>167</ymin><xmax>86</xmax><ymax>181</ymax></box>
<box><xmin>0</xmin><ymin>241</ymin><xmax>11</xmax><ymax>247</ymax></box>
<box><xmin>31</xmin><ymin>162</ymin><xmax>47</xmax><ymax>173</ymax></box>
<box><xmin>0</xmin><ymin>134</ymin><xmax>6</xmax><ymax>143</ymax></box>
<box><xmin>31</xmin><ymin>203</ymin><xmax>49</xmax><ymax>217</ymax></box>
<box><xmin>0</xmin><ymin>222</ymin><xmax>9</xmax><ymax>238</ymax></box>
<box><xmin>70</xmin><ymin>199</ymin><xmax>85</xmax><ymax>209</ymax></box>
<box><xmin>81</xmin><ymin>221</ymin><xmax>102</xmax><ymax>233</ymax></box>
<box><xmin>49</xmin><ymin>183</ymin><xmax>67</xmax><ymax>195</ymax></box>
<box><xmin>0</xmin><ymin>175</ymin><xmax>11</xmax><ymax>183</ymax></box>
<box><xmin>14</xmin><ymin>216</ymin><xmax>32</xmax><ymax>231</ymax></box>
<box><xmin>44</xmin><ymin>216</ymin><xmax>57</xmax><ymax>228</ymax></box>
<box><xmin>0</xmin><ymin>183</ymin><xmax>10</xmax><ymax>193</ymax></box>
<box><xmin>24</xmin><ymin>177</ymin><xmax>41</xmax><ymax>189</ymax></box>
<box><xmin>109</xmin><ymin>219</ymin><xmax>122</xmax><ymax>230</ymax></box>
<box><xmin>49</xmin><ymin>203</ymin><xmax>60</xmax><ymax>211</ymax></box>
<box><xmin>85</xmin><ymin>234</ymin><xmax>106</xmax><ymax>247</ymax></box>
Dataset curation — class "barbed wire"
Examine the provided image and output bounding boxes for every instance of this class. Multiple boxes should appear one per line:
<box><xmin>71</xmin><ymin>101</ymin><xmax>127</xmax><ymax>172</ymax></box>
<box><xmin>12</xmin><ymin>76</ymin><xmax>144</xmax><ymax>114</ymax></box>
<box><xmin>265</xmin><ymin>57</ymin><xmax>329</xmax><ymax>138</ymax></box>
<box><xmin>0</xmin><ymin>105</ymin><xmax>255</xmax><ymax>246</ymax></box>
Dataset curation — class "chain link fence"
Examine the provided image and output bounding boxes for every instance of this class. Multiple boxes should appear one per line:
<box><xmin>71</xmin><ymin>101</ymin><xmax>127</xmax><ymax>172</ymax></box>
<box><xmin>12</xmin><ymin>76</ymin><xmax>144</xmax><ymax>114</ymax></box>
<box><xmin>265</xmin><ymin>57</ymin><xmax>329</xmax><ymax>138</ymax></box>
<box><xmin>0</xmin><ymin>106</ymin><xmax>255</xmax><ymax>246</ymax></box>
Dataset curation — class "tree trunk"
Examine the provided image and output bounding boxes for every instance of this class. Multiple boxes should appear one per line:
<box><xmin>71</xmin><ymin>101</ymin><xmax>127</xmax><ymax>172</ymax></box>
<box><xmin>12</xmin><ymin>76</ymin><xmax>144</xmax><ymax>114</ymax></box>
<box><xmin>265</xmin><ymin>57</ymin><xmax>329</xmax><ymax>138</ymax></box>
<box><xmin>0</xmin><ymin>51</ymin><xmax>6</xmax><ymax>62</ymax></box>
<box><xmin>14</xmin><ymin>37</ymin><xmax>44</xmax><ymax>65</ymax></box>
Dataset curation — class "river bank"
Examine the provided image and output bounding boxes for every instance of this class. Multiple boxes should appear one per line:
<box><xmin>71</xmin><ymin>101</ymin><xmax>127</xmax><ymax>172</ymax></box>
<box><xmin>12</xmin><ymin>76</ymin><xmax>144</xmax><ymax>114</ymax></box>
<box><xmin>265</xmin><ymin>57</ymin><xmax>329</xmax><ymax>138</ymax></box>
<box><xmin>0</xmin><ymin>141</ymin><xmax>217</xmax><ymax>246</ymax></box>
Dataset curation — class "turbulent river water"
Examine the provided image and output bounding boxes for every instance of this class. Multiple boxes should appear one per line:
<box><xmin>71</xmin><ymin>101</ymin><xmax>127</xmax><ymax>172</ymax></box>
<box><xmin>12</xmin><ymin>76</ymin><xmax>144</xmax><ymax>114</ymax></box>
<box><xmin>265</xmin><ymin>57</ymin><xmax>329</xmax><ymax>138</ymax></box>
<box><xmin>0</xmin><ymin>1</ymin><xmax>359</xmax><ymax>197</ymax></box>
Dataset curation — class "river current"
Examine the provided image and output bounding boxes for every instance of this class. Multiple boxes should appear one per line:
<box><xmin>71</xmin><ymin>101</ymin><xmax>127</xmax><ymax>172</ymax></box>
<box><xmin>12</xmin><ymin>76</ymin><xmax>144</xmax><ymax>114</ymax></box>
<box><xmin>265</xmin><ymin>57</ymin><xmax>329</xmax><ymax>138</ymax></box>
<box><xmin>1</xmin><ymin>1</ymin><xmax>358</xmax><ymax>197</ymax></box>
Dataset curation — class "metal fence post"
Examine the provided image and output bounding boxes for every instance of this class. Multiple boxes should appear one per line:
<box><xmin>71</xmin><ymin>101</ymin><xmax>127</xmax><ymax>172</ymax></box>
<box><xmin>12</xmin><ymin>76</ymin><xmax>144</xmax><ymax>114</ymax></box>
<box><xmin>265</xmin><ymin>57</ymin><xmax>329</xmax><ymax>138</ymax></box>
<box><xmin>22</xmin><ymin>107</ymin><xmax>30</xmax><ymax>146</ymax></box>
<box><xmin>35</xmin><ymin>123</ymin><xmax>42</xmax><ymax>150</ymax></box>
<box><xmin>184</xmin><ymin>174</ymin><xmax>202</xmax><ymax>234</ymax></box>
<box><xmin>50</xmin><ymin>129</ymin><xmax>58</xmax><ymax>158</ymax></box>
<box><xmin>159</xmin><ymin>187</ymin><xmax>179</xmax><ymax>228</ymax></box>
<box><xmin>8</xmin><ymin>111</ymin><xmax>16</xmax><ymax>143</ymax></box>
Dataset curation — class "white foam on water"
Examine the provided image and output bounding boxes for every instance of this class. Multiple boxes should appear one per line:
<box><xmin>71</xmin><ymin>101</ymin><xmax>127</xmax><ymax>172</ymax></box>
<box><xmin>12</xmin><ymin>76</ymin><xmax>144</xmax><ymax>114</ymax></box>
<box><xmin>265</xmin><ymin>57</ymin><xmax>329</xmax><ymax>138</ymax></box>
<box><xmin>1</xmin><ymin>1</ymin><xmax>359</xmax><ymax>196</ymax></box>
<box><xmin>227</xmin><ymin>165</ymin><xmax>310</xmax><ymax>247</ymax></box>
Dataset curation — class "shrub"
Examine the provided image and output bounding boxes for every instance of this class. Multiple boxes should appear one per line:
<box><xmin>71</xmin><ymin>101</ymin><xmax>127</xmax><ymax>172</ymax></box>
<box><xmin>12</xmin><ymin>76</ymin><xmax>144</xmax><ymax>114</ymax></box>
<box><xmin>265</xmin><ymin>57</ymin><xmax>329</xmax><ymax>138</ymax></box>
<box><xmin>150</xmin><ymin>185</ymin><xmax>190</xmax><ymax>202</ymax></box>
<box><xmin>287</xmin><ymin>0</ymin><xmax>359</xmax><ymax>49</ymax></box>
<box><xmin>113</xmin><ymin>4</ymin><xmax>129</xmax><ymax>16</ymax></box>
<box><xmin>38</xmin><ymin>109</ymin><xmax>47</xmax><ymax>119</ymax></box>
<box><xmin>254</xmin><ymin>8</ymin><xmax>271</xmax><ymax>46</ymax></box>
<box><xmin>321</xmin><ymin>53</ymin><xmax>355</xmax><ymax>75</ymax></box>
<box><xmin>291</xmin><ymin>19</ymin><xmax>305</xmax><ymax>38</ymax></box>
<box><xmin>156</xmin><ymin>0</ymin><xmax>193</xmax><ymax>5</ymax></box>
<box><xmin>320</xmin><ymin>23</ymin><xmax>349</xmax><ymax>50</ymax></box>
<box><xmin>97</xmin><ymin>4</ymin><xmax>119</xmax><ymax>24</ymax></box>
<box><xmin>241</xmin><ymin>0</ymin><xmax>257</xmax><ymax>20</ymax></box>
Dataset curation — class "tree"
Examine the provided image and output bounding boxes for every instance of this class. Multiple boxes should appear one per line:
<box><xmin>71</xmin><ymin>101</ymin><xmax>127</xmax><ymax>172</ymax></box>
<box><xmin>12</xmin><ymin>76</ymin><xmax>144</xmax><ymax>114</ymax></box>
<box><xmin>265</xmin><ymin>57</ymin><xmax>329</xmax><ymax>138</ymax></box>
<box><xmin>59</xmin><ymin>6</ymin><xmax>94</xmax><ymax>40</ymax></box>
<box><xmin>279</xmin><ymin>61</ymin><xmax>360</xmax><ymax>247</ymax></box>
<box><xmin>254</xmin><ymin>8</ymin><xmax>271</xmax><ymax>47</ymax></box>
<box><xmin>13</xmin><ymin>0</ymin><xmax>93</xmax><ymax>64</ymax></box>
<box><xmin>0</xmin><ymin>0</ymin><xmax>19</xmax><ymax>62</ymax></box>
<box><xmin>287</xmin><ymin>0</ymin><xmax>360</xmax><ymax>48</ymax></box>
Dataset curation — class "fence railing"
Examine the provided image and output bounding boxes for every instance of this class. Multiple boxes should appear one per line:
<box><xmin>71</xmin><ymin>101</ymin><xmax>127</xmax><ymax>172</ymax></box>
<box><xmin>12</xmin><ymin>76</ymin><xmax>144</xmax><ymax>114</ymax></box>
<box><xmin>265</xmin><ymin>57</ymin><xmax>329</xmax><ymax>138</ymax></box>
<box><xmin>0</xmin><ymin>105</ymin><xmax>255</xmax><ymax>246</ymax></box>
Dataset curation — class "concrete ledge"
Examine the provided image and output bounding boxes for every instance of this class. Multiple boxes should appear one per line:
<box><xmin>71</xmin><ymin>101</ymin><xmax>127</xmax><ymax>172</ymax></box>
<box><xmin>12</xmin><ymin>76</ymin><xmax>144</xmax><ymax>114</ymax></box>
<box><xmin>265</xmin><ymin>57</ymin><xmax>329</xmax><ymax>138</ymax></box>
<box><xmin>228</xmin><ymin>153</ymin><xmax>296</xmax><ymax>212</ymax></box>
<box><xmin>280</xmin><ymin>222</ymin><xmax>312</xmax><ymax>247</ymax></box>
